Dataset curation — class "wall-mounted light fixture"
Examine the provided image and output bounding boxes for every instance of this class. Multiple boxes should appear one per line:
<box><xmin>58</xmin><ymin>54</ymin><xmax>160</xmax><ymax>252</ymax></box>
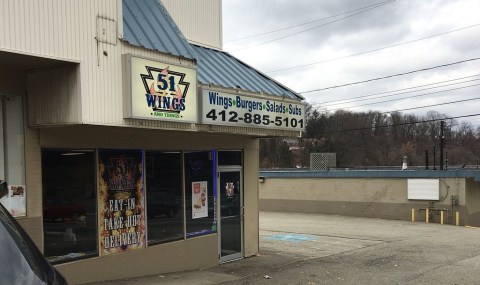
<box><xmin>259</xmin><ymin>176</ymin><xmax>265</xmax><ymax>183</ymax></box>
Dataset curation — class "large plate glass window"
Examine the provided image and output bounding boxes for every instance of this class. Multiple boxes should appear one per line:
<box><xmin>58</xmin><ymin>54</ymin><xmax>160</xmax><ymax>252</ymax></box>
<box><xmin>145</xmin><ymin>151</ymin><xmax>183</xmax><ymax>244</ymax></box>
<box><xmin>41</xmin><ymin>149</ymin><xmax>97</xmax><ymax>263</ymax></box>
<box><xmin>185</xmin><ymin>151</ymin><xmax>217</xmax><ymax>237</ymax></box>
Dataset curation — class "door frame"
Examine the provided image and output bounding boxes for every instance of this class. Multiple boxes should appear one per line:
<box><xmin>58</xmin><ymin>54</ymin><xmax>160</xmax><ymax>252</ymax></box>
<box><xmin>218</xmin><ymin>166</ymin><xmax>244</xmax><ymax>263</ymax></box>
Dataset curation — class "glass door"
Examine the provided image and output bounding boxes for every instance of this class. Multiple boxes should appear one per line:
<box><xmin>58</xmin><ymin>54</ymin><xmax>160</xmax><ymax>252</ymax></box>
<box><xmin>219</xmin><ymin>169</ymin><xmax>243</xmax><ymax>262</ymax></box>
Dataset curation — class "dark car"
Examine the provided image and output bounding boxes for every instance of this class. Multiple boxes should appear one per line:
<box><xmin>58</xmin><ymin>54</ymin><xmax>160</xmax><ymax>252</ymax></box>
<box><xmin>0</xmin><ymin>181</ymin><xmax>68</xmax><ymax>285</ymax></box>
<box><xmin>147</xmin><ymin>191</ymin><xmax>179</xmax><ymax>218</ymax></box>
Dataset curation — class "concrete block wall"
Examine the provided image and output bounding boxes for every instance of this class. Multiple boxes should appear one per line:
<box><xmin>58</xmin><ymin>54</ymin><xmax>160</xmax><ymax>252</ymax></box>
<box><xmin>259</xmin><ymin>171</ymin><xmax>480</xmax><ymax>227</ymax></box>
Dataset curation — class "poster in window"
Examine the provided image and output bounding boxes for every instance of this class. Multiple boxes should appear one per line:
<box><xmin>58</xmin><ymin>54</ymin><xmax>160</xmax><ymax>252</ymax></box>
<box><xmin>98</xmin><ymin>150</ymin><xmax>145</xmax><ymax>255</ymax></box>
<box><xmin>192</xmin><ymin>181</ymin><xmax>208</xmax><ymax>219</ymax></box>
<box><xmin>0</xmin><ymin>185</ymin><xmax>26</xmax><ymax>217</ymax></box>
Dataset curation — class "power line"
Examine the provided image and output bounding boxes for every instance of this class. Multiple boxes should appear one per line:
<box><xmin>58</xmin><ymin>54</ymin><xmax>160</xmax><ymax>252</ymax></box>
<box><xmin>299</xmin><ymin>57</ymin><xmax>480</xmax><ymax>94</ymax></box>
<box><xmin>225</xmin><ymin>0</ymin><xmax>395</xmax><ymax>42</ymax></box>
<box><xmin>266</xmin><ymin>23</ymin><xmax>480</xmax><ymax>73</ymax></box>
<box><xmin>393</xmin><ymin>97</ymin><xmax>480</xmax><ymax>114</ymax></box>
<box><xmin>328</xmin><ymin>83</ymin><xmax>480</xmax><ymax>111</ymax></box>
<box><xmin>326</xmin><ymin>113</ymin><xmax>480</xmax><ymax>134</ymax></box>
<box><xmin>232</xmin><ymin>0</ymin><xmax>396</xmax><ymax>52</ymax></box>
<box><xmin>321</xmin><ymin>78</ymin><xmax>480</xmax><ymax>108</ymax></box>
<box><xmin>311</xmin><ymin>96</ymin><xmax>480</xmax><ymax>126</ymax></box>
<box><xmin>313</xmin><ymin>74</ymin><xmax>480</xmax><ymax>106</ymax></box>
<box><xmin>320</xmin><ymin>97</ymin><xmax>480</xmax><ymax>121</ymax></box>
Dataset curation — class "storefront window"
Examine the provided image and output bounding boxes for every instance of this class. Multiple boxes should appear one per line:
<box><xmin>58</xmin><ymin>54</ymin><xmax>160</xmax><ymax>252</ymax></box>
<box><xmin>41</xmin><ymin>149</ymin><xmax>97</xmax><ymax>263</ymax></box>
<box><xmin>145</xmin><ymin>151</ymin><xmax>183</xmax><ymax>244</ymax></box>
<box><xmin>185</xmin><ymin>151</ymin><xmax>217</xmax><ymax>237</ymax></box>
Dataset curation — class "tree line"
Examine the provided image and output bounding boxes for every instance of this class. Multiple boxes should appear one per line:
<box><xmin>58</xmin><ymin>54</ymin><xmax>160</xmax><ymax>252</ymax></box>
<box><xmin>260</xmin><ymin>105</ymin><xmax>480</xmax><ymax>169</ymax></box>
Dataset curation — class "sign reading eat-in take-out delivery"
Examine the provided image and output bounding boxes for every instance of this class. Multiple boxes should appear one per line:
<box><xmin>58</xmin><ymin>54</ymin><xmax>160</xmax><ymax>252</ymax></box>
<box><xmin>124</xmin><ymin>55</ymin><xmax>198</xmax><ymax>122</ymax></box>
<box><xmin>201</xmin><ymin>89</ymin><xmax>305</xmax><ymax>131</ymax></box>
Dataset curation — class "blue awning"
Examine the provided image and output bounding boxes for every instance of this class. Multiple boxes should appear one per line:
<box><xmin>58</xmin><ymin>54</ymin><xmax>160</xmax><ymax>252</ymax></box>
<box><xmin>122</xmin><ymin>0</ymin><xmax>196</xmax><ymax>60</ymax></box>
<box><xmin>193</xmin><ymin>45</ymin><xmax>303</xmax><ymax>100</ymax></box>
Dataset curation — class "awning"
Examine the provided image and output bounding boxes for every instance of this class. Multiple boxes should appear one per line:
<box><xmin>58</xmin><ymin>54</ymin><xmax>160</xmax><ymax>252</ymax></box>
<box><xmin>192</xmin><ymin>45</ymin><xmax>303</xmax><ymax>100</ymax></box>
<box><xmin>122</xmin><ymin>0</ymin><xmax>196</xmax><ymax>60</ymax></box>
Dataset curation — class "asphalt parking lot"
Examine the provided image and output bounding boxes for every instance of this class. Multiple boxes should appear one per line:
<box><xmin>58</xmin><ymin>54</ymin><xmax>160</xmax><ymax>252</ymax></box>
<box><xmin>88</xmin><ymin>212</ymin><xmax>480</xmax><ymax>285</ymax></box>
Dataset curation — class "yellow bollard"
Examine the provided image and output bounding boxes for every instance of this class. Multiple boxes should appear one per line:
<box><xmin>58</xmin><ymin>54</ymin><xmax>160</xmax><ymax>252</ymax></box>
<box><xmin>426</xmin><ymin>208</ymin><xmax>429</xmax><ymax>224</ymax></box>
<box><xmin>440</xmin><ymin>211</ymin><xmax>444</xmax><ymax>225</ymax></box>
<box><xmin>411</xmin><ymin>209</ymin><xmax>415</xmax><ymax>222</ymax></box>
<box><xmin>456</xmin><ymin>212</ymin><xmax>459</xmax><ymax>226</ymax></box>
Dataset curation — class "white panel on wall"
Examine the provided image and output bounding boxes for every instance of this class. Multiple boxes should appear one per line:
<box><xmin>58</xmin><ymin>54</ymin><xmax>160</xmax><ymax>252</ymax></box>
<box><xmin>4</xmin><ymin>95</ymin><xmax>25</xmax><ymax>185</ymax></box>
<box><xmin>0</xmin><ymin>0</ymin><xmax>82</xmax><ymax>61</ymax></box>
<box><xmin>161</xmin><ymin>0</ymin><xmax>222</xmax><ymax>49</ymax></box>
<box><xmin>407</xmin><ymin>179</ymin><xmax>440</xmax><ymax>200</ymax></box>
<box><xmin>96</xmin><ymin>16</ymin><xmax>117</xmax><ymax>45</ymax></box>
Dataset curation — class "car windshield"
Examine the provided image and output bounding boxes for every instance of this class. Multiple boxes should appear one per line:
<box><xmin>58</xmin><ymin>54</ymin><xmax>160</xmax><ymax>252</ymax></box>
<box><xmin>0</xmin><ymin>204</ymin><xmax>49</xmax><ymax>284</ymax></box>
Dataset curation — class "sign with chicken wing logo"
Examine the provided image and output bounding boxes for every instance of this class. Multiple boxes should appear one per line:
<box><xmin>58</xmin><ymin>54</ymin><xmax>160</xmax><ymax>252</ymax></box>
<box><xmin>125</xmin><ymin>55</ymin><xmax>198</xmax><ymax>122</ymax></box>
<box><xmin>98</xmin><ymin>149</ymin><xmax>145</xmax><ymax>255</ymax></box>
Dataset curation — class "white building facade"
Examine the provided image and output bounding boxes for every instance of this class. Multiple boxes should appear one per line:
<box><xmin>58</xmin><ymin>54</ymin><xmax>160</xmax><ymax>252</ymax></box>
<box><xmin>0</xmin><ymin>0</ymin><xmax>304</xmax><ymax>283</ymax></box>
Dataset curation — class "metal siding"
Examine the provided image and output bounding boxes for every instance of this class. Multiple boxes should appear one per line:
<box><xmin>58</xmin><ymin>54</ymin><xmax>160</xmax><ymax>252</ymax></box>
<box><xmin>27</xmin><ymin>66</ymin><xmax>81</xmax><ymax>125</ymax></box>
<box><xmin>193</xmin><ymin>45</ymin><xmax>302</xmax><ymax>100</ymax></box>
<box><xmin>122</xmin><ymin>0</ymin><xmax>196</xmax><ymax>60</ymax></box>
<box><xmin>0</xmin><ymin>0</ymin><xmax>84</xmax><ymax>61</ymax></box>
<box><xmin>1</xmin><ymin>0</ymin><xmax>300</xmax><ymax>137</ymax></box>
<box><xmin>161</xmin><ymin>0</ymin><xmax>222</xmax><ymax>49</ymax></box>
<box><xmin>195</xmin><ymin>47</ymin><xmax>232</xmax><ymax>87</ymax></box>
<box><xmin>0</xmin><ymin>0</ymin><xmax>107</xmax><ymax>125</ymax></box>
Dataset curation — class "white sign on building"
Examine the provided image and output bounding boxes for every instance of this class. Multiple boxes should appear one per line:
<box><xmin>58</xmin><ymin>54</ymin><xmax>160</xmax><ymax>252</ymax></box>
<box><xmin>201</xmin><ymin>89</ymin><xmax>305</xmax><ymax>131</ymax></box>
<box><xmin>407</xmin><ymin>179</ymin><xmax>440</xmax><ymax>200</ymax></box>
<box><xmin>124</xmin><ymin>55</ymin><xmax>198</xmax><ymax>123</ymax></box>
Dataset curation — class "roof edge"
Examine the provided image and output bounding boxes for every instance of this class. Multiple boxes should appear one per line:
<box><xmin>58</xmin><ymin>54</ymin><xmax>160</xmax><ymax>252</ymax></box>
<box><xmin>260</xmin><ymin>169</ymin><xmax>480</xmax><ymax>181</ymax></box>
<box><xmin>192</xmin><ymin>44</ymin><xmax>304</xmax><ymax>101</ymax></box>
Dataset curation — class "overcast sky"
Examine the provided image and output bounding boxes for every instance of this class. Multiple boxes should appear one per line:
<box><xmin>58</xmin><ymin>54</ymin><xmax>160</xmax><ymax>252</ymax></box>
<box><xmin>222</xmin><ymin>0</ymin><xmax>480</xmax><ymax>127</ymax></box>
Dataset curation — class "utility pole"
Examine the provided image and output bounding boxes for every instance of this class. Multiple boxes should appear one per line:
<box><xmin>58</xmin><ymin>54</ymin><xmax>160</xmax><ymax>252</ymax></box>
<box><xmin>433</xmin><ymin>145</ymin><xmax>436</xmax><ymax>170</ymax></box>
<box><xmin>440</xmin><ymin>120</ymin><xmax>445</xmax><ymax>170</ymax></box>
<box><xmin>425</xmin><ymin>150</ymin><xmax>429</xmax><ymax>170</ymax></box>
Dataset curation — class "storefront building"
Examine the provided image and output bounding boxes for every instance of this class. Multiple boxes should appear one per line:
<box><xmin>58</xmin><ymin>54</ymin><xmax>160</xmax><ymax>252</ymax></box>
<box><xmin>0</xmin><ymin>0</ymin><xmax>304</xmax><ymax>283</ymax></box>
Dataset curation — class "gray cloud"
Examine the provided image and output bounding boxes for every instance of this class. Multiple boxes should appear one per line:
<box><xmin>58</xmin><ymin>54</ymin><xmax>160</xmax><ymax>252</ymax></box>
<box><xmin>223</xmin><ymin>0</ymin><xmax>480</xmax><ymax>124</ymax></box>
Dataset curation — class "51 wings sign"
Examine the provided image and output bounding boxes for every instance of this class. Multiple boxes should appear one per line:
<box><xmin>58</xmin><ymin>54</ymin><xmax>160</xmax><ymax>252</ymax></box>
<box><xmin>124</xmin><ymin>55</ymin><xmax>198</xmax><ymax>122</ymax></box>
